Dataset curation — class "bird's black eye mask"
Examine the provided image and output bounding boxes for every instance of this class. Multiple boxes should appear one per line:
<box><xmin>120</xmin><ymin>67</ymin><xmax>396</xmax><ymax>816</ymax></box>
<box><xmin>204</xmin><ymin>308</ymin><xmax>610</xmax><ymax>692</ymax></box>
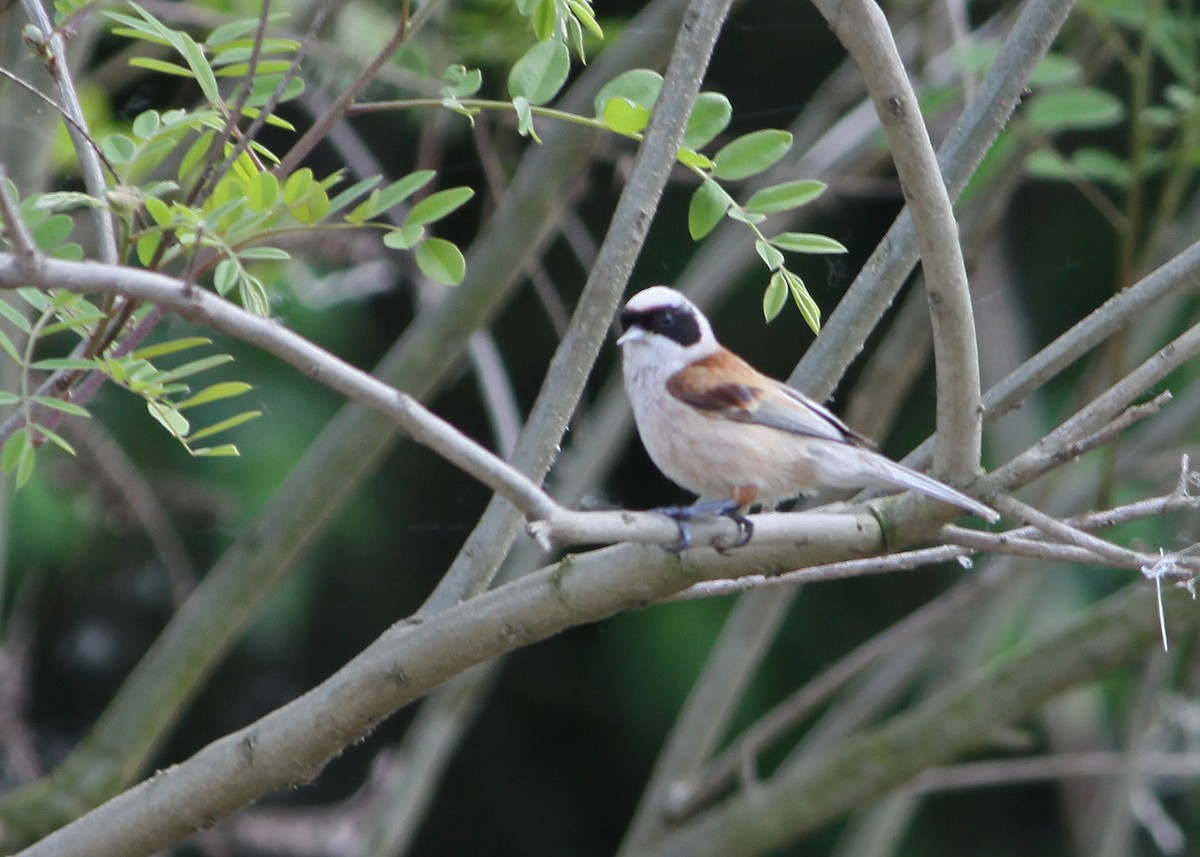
<box><xmin>619</xmin><ymin>305</ymin><xmax>702</xmax><ymax>347</ymax></box>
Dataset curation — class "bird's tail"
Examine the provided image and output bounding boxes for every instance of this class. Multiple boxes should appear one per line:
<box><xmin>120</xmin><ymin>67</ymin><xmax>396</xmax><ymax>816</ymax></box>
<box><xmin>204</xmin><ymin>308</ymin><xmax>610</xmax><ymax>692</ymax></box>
<box><xmin>858</xmin><ymin>449</ymin><xmax>999</xmax><ymax>522</ymax></box>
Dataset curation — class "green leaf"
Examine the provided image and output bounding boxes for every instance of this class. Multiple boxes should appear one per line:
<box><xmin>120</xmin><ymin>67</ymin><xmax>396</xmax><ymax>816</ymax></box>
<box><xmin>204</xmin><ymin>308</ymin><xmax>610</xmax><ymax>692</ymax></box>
<box><xmin>508</xmin><ymin>40</ymin><xmax>571</xmax><ymax>106</ymax></box>
<box><xmin>683</xmin><ymin>92</ymin><xmax>732</xmax><ymax>150</ymax></box>
<box><xmin>415</xmin><ymin>238</ymin><xmax>467</xmax><ymax>285</ymax></box>
<box><xmin>288</xmin><ymin>183</ymin><xmax>329</xmax><ymax>224</ymax></box>
<box><xmin>0</xmin><ymin>297</ymin><xmax>31</xmax><ymax>333</ymax></box>
<box><xmin>153</xmin><ymin>354</ymin><xmax>234</xmax><ymax>385</ymax></box>
<box><xmin>532</xmin><ymin>0</ymin><xmax>557</xmax><ymax>41</ymax></box>
<box><xmin>128</xmin><ymin>57</ymin><xmax>193</xmax><ymax>78</ymax></box>
<box><xmin>0</xmin><ymin>329</ymin><xmax>18</xmax><ymax>363</ymax></box>
<box><xmin>1069</xmin><ymin>148</ymin><xmax>1133</xmax><ymax>187</ymax></box>
<box><xmin>32</xmin><ymin>214</ymin><xmax>73</xmax><ymax>250</ymax></box>
<box><xmin>176</xmin><ymin>381</ymin><xmax>252</xmax><ymax>410</ymax></box>
<box><xmin>1029</xmin><ymin>52</ymin><xmax>1082</xmax><ymax>87</ymax></box>
<box><xmin>131</xmin><ymin>109</ymin><xmax>160</xmax><ymax>138</ymax></box>
<box><xmin>676</xmin><ymin>148</ymin><xmax>714</xmax><ymax>170</ymax></box>
<box><xmin>512</xmin><ymin>96</ymin><xmax>539</xmax><ymax>142</ymax></box>
<box><xmin>30</xmin><ymin>357</ymin><xmax>97</xmax><ymax>371</ymax></box>
<box><xmin>442</xmin><ymin>64</ymin><xmax>483</xmax><ymax>98</ymax></box>
<box><xmin>602</xmin><ymin>97</ymin><xmax>651</xmax><ymax>136</ymax></box>
<box><xmin>206</xmin><ymin>19</ymin><xmax>262</xmax><ymax>46</ymax></box>
<box><xmin>726</xmin><ymin>207</ymin><xmax>766</xmax><ymax>225</ymax></box>
<box><xmin>754</xmin><ymin>239</ymin><xmax>784</xmax><ymax>271</ymax></box>
<box><xmin>1025</xmin><ymin>87</ymin><xmax>1125</xmax><ymax>131</ymax></box>
<box><xmin>593</xmin><ymin>68</ymin><xmax>662</xmax><ymax>116</ymax></box>
<box><xmin>31</xmin><ymin>395</ymin><xmax>90</xmax><ymax>417</ymax></box>
<box><xmin>567</xmin><ymin>0</ymin><xmax>603</xmax><ymax>38</ymax></box>
<box><xmin>0</xmin><ymin>391</ymin><xmax>19</xmax><ymax>405</ymax></box>
<box><xmin>185</xmin><ymin>409</ymin><xmax>262</xmax><ymax>442</ymax></box>
<box><xmin>102</xmin><ymin>133</ymin><xmax>137</xmax><ymax>165</ymax></box>
<box><xmin>763</xmin><ymin>270</ymin><xmax>787</xmax><ymax>321</ymax></box>
<box><xmin>745</xmin><ymin>179</ymin><xmax>826</xmax><ymax>215</ymax></box>
<box><xmin>327</xmin><ymin>175</ymin><xmax>382</xmax><ymax>216</ymax></box>
<box><xmin>147</xmin><ymin>400</ymin><xmax>190</xmax><ymax>438</ymax></box>
<box><xmin>383</xmin><ymin>224</ymin><xmax>424</xmax><ymax>250</ymax></box>
<box><xmin>785</xmin><ymin>269</ymin><xmax>821</xmax><ymax>333</ymax></box>
<box><xmin>239</xmin><ymin>246</ymin><xmax>290</xmax><ymax>261</ymax></box>
<box><xmin>51</xmin><ymin>243</ymin><xmax>84</xmax><ymax>262</ymax></box>
<box><xmin>178</xmin><ymin>131</ymin><xmax>215</xmax><ymax>181</ymax></box>
<box><xmin>770</xmin><ymin>232</ymin><xmax>848</xmax><ymax>254</ymax></box>
<box><xmin>144</xmin><ymin>195</ymin><xmax>172</xmax><ymax>226</ymax></box>
<box><xmin>405</xmin><ymin>186</ymin><xmax>474</xmax><ymax>228</ymax></box>
<box><xmin>190</xmin><ymin>444</ymin><xmax>241</xmax><ymax>457</ymax></box>
<box><xmin>1024</xmin><ymin>149</ymin><xmax>1071</xmax><ymax>180</ymax></box>
<box><xmin>688</xmin><ymin>179</ymin><xmax>732</xmax><ymax>240</ymax></box>
<box><xmin>34</xmin><ymin>423</ymin><xmax>75</xmax><ymax>456</ymax></box>
<box><xmin>177</xmin><ymin>31</ymin><xmax>221</xmax><ymax>106</ymax></box>
<box><xmin>243</xmin><ymin>171</ymin><xmax>279</xmax><ymax>212</ymax></box>
<box><xmin>136</xmin><ymin>232</ymin><xmax>163</xmax><ymax>267</ymax></box>
<box><xmin>34</xmin><ymin>191</ymin><xmax>105</xmax><ymax>212</ymax></box>
<box><xmin>283</xmin><ymin>168</ymin><xmax>314</xmax><ymax>206</ymax></box>
<box><xmin>347</xmin><ymin>170</ymin><xmax>436</xmax><ymax>223</ymax></box>
<box><xmin>712</xmin><ymin>130</ymin><xmax>793</xmax><ymax>181</ymax></box>
<box><xmin>2</xmin><ymin>427</ymin><xmax>28</xmax><ymax>472</ymax></box>
<box><xmin>132</xmin><ymin>336</ymin><xmax>212</xmax><ymax>361</ymax></box>
<box><xmin>214</xmin><ymin>259</ymin><xmax>239</xmax><ymax>295</ymax></box>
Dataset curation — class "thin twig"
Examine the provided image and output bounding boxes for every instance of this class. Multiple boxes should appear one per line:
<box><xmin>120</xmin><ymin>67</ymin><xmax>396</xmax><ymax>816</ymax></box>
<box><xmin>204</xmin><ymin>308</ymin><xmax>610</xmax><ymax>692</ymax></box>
<box><xmin>0</xmin><ymin>169</ymin><xmax>38</xmax><ymax>262</ymax></box>
<box><xmin>909</xmin><ymin>751</ymin><xmax>1200</xmax><ymax>794</ymax></box>
<box><xmin>274</xmin><ymin>0</ymin><xmax>437</xmax><ymax>177</ymax></box>
<box><xmin>0</xmin><ymin>252</ymin><xmax>558</xmax><ymax>522</ymax></box>
<box><xmin>0</xmin><ymin>66</ymin><xmax>119</xmax><ymax>181</ymax></box>
<box><xmin>194</xmin><ymin>0</ymin><xmax>331</xmax><ymax>204</ymax></box>
<box><xmin>21</xmin><ymin>0</ymin><xmax>117</xmax><ymax>264</ymax></box>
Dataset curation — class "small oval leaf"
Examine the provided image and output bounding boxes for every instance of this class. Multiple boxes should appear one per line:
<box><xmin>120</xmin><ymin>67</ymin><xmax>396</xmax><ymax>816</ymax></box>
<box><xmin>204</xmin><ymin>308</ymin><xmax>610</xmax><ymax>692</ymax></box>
<box><xmin>745</xmin><ymin>179</ymin><xmax>826</xmax><ymax>215</ymax></box>
<box><xmin>602</xmin><ymin>97</ymin><xmax>651</xmax><ymax>136</ymax></box>
<box><xmin>415</xmin><ymin>238</ymin><xmax>467</xmax><ymax>285</ymax></box>
<box><xmin>683</xmin><ymin>92</ymin><xmax>732</xmax><ymax>150</ymax></box>
<box><xmin>770</xmin><ymin>232</ymin><xmax>848</xmax><ymax>254</ymax></box>
<box><xmin>1025</xmin><ymin>87</ymin><xmax>1125</xmax><ymax>131</ymax></box>
<box><xmin>688</xmin><ymin>179</ymin><xmax>732</xmax><ymax>240</ymax></box>
<box><xmin>763</xmin><ymin>271</ymin><xmax>787</xmax><ymax>322</ymax></box>
<box><xmin>593</xmin><ymin>68</ymin><xmax>663</xmax><ymax>116</ymax></box>
<box><xmin>712</xmin><ymin>129</ymin><xmax>793</xmax><ymax>181</ymax></box>
<box><xmin>405</xmin><ymin>187</ymin><xmax>475</xmax><ymax>228</ymax></box>
<box><xmin>508</xmin><ymin>40</ymin><xmax>571</xmax><ymax>106</ymax></box>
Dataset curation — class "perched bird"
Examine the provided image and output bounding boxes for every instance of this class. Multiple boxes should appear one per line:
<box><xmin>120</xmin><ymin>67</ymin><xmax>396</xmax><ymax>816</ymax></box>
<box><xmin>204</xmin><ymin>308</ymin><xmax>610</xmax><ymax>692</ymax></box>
<box><xmin>617</xmin><ymin>285</ymin><xmax>999</xmax><ymax>548</ymax></box>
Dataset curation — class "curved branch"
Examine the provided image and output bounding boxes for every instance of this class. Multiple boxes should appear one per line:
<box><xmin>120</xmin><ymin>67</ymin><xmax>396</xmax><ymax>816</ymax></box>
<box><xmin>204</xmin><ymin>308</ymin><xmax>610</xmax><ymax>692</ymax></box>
<box><xmin>814</xmin><ymin>0</ymin><xmax>982</xmax><ymax>478</ymax></box>
<box><xmin>793</xmin><ymin>0</ymin><xmax>1077</xmax><ymax>401</ymax></box>
<box><xmin>0</xmin><ymin>253</ymin><xmax>557</xmax><ymax>521</ymax></box>
<box><xmin>21</xmin><ymin>0</ymin><xmax>118</xmax><ymax>263</ymax></box>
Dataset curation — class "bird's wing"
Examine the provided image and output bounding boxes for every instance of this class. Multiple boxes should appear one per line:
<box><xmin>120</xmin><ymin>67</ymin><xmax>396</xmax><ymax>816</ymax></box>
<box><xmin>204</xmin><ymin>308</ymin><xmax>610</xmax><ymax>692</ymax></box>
<box><xmin>666</xmin><ymin>351</ymin><xmax>863</xmax><ymax>444</ymax></box>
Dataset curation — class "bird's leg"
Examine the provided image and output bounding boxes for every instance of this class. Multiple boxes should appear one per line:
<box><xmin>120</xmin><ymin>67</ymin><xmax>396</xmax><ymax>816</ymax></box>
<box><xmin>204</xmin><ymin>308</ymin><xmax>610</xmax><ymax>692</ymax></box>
<box><xmin>653</xmin><ymin>500</ymin><xmax>754</xmax><ymax>553</ymax></box>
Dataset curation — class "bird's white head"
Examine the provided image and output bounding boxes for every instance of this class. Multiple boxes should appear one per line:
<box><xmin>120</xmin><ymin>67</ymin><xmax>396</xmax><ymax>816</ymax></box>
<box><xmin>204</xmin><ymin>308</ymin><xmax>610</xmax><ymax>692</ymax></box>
<box><xmin>617</xmin><ymin>286</ymin><xmax>719</xmax><ymax>374</ymax></box>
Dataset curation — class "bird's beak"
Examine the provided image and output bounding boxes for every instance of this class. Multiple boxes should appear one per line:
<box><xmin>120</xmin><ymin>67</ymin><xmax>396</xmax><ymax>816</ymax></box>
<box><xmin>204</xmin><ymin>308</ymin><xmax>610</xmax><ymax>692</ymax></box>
<box><xmin>616</xmin><ymin>327</ymin><xmax>643</xmax><ymax>346</ymax></box>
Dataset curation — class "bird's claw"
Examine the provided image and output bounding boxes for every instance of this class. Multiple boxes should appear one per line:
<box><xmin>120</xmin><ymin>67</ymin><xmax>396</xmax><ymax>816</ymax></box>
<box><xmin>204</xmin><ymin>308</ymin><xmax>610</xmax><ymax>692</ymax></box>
<box><xmin>653</xmin><ymin>501</ymin><xmax>753</xmax><ymax>553</ymax></box>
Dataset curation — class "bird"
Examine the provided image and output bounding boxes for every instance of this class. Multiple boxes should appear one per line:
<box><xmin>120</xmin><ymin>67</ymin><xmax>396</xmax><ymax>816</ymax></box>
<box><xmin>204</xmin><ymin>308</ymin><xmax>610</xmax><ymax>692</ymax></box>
<box><xmin>617</xmin><ymin>285</ymin><xmax>999</xmax><ymax>550</ymax></box>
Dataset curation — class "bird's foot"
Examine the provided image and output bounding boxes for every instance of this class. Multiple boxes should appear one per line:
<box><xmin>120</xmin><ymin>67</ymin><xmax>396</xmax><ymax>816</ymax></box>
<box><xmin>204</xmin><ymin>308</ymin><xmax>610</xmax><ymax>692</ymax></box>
<box><xmin>654</xmin><ymin>501</ymin><xmax>754</xmax><ymax>553</ymax></box>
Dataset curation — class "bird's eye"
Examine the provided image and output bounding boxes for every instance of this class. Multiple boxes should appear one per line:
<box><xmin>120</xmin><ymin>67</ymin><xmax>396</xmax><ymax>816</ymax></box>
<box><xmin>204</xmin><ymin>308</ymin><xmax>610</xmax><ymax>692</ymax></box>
<box><xmin>658</xmin><ymin>310</ymin><xmax>675</xmax><ymax>327</ymax></box>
